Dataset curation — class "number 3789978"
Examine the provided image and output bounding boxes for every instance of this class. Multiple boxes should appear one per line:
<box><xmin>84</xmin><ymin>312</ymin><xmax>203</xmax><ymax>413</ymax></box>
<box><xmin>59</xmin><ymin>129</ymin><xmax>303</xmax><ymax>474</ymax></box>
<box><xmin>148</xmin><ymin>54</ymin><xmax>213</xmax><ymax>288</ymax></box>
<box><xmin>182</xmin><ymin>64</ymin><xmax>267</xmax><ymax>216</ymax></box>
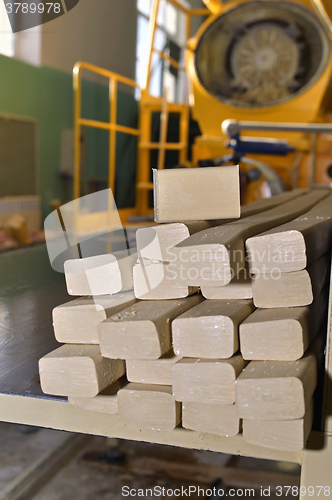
<box><xmin>5</xmin><ymin>3</ymin><xmax>62</xmax><ymax>14</ymax></box>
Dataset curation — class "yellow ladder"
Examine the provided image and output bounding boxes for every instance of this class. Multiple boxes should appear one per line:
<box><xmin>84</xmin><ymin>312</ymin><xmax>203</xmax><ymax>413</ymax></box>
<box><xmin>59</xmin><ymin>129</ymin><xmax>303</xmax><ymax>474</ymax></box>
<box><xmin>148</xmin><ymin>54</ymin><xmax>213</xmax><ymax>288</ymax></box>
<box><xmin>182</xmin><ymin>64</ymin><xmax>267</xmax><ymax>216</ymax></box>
<box><xmin>136</xmin><ymin>97</ymin><xmax>190</xmax><ymax>215</ymax></box>
<box><xmin>135</xmin><ymin>0</ymin><xmax>209</xmax><ymax>215</ymax></box>
<box><xmin>73</xmin><ymin>0</ymin><xmax>209</xmax><ymax>219</ymax></box>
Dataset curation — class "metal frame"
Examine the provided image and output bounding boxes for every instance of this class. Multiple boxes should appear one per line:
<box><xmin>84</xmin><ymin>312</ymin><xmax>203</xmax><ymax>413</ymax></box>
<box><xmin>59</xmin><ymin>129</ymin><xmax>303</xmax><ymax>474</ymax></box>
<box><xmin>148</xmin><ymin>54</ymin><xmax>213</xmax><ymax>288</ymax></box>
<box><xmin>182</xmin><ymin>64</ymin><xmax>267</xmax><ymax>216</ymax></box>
<box><xmin>73</xmin><ymin>4</ymin><xmax>210</xmax><ymax>218</ymax></box>
<box><xmin>300</xmin><ymin>254</ymin><xmax>332</xmax><ymax>498</ymax></box>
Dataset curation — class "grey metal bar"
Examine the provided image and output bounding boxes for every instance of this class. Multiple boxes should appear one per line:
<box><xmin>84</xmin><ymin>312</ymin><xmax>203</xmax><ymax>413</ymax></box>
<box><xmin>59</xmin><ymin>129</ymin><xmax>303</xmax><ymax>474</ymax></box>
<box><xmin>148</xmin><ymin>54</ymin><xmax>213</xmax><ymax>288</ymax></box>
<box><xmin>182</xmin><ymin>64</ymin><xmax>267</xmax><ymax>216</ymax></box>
<box><xmin>222</xmin><ymin>119</ymin><xmax>332</xmax><ymax>137</ymax></box>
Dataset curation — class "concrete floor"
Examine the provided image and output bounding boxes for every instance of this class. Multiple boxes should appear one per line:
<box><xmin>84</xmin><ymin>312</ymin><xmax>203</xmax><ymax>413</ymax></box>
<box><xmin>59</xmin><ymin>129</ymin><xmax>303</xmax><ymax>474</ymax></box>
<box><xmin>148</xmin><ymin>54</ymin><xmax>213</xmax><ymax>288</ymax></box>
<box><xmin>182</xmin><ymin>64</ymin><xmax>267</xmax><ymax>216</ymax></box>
<box><xmin>0</xmin><ymin>423</ymin><xmax>301</xmax><ymax>500</ymax></box>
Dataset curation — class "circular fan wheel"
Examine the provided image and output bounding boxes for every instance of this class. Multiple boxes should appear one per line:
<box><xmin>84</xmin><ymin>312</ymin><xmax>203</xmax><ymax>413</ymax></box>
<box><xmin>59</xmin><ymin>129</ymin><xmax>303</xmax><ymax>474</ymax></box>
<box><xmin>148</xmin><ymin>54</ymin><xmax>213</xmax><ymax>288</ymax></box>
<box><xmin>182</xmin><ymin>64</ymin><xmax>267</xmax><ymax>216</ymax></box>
<box><xmin>230</xmin><ymin>23</ymin><xmax>300</xmax><ymax>105</ymax></box>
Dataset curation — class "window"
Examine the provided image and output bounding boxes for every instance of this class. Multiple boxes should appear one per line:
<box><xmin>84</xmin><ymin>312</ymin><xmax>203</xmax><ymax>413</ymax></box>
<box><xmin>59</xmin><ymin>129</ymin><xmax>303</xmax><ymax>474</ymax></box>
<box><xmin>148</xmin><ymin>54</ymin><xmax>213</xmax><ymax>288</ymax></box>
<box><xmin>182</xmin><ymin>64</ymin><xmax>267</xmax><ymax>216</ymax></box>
<box><xmin>0</xmin><ymin>2</ymin><xmax>15</xmax><ymax>57</ymax></box>
<box><xmin>0</xmin><ymin>3</ymin><xmax>41</xmax><ymax>65</ymax></box>
<box><xmin>136</xmin><ymin>0</ymin><xmax>187</xmax><ymax>102</ymax></box>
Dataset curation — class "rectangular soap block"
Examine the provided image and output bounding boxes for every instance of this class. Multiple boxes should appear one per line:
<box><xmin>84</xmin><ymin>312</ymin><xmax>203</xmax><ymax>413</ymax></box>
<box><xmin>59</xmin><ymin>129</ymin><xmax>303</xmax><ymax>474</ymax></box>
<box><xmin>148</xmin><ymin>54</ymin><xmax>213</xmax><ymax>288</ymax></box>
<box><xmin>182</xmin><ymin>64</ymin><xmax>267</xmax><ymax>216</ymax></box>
<box><xmin>243</xmin><ymin>400</ymin><xmax>314</xmax><ymax>452</ymax></box>
<box><xmin>172</xmin><ymin>299</ymin><xmax>254</xmax><ymax>359</ymax></box>
<box><xmin>172</xmin><ymin>355</ymin><xmax>246</xmax><ymax>404</ymax></box>
<box><xmin>136</xmin><ymin>222</ymin><xmax>211</xmax><ymax>262</ymax></box>
<box><xmin>251</xmin><ymin>252</ymin><xmax>329</xmax><ymax>309</ymax></box>
<box><xmin>201</xmin><ymin>269</ymin><xmax>253</xmax><ymax>300</ymax></box>
<box><xmin>239</xmin><ymin>289</ymin><xmax>327</xmax><ymax>361</ymax></box>
<box><xmin>235</xmin><ymin>334</ymin><xmax>323</xmax><ymax>420</ymax></box>
<box><xmin>68</xmin><ymin>378</ymin><xmax>126</xmax><ymax>414</ymax></box>
<box><xmin>126</xmin><ymin>350</ymin><xmax>182</xmax><ymax>386</ymax></box>
<box><xmin>245</xmin><ymin>194</ymin><xmax>332</xmax><ymax>273</ymax></box>
<box><xmin>98</xmin><ymin>295</ymin><xmax>203</xmax><ymax>360</ymax></box>
<box><xmin>133</xmin><ymin>261</ymin><xmax>198</xmax><ymax>300</ymax></box>
<box><xmin>117</xmin><ymin>383</ymin><xmax>181</xmax><ymax>431</ymax></box>
<box><xmin>182</xmin><ymin>402</ymin><xmax>240</xmax><ymax>438</ymax></box>
<box><xmin>39</xmin><ymin>345</ymin><xmax>125</xmax><ymax>397</ymax></box>
<box><xmin>64</xmin><ymin>249</ymin><xmax>136</xmax><ymax>296</ymax></box>
<box><xmin>153</xmin><ymin>166</ymin><xmax>240</xmax><ymax>222</ymax></box>
<box><xmin>53</xmin><ymin>292</ymin><xmax>137</xmax><ymax>344</ymax></box>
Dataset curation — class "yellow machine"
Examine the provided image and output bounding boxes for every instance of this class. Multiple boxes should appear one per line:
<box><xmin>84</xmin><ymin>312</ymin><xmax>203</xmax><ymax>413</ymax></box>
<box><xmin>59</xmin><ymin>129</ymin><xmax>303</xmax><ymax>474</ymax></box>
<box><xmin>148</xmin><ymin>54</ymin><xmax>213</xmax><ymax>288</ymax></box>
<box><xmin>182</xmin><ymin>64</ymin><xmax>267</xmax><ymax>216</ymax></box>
<box><xmin>188</xmin><ymin>0</ymin><xmax>332</xmax><ymax>190</ymax></box>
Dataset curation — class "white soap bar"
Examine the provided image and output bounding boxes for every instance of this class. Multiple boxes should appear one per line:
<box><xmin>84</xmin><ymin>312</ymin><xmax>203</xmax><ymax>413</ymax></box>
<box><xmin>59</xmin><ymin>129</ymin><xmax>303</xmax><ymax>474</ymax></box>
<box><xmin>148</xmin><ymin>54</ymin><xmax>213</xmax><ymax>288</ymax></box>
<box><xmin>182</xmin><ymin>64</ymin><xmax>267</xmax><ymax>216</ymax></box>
<box><xmin>68</xmin><ymin>378</ymin><xmax>126</xmax><ymax>415</ymax></box>
<box><xmin>64</xmin><ymin>249</ymin><xmax>136</xmax><ymax>296</ymax></box>
<box><xmin>118</xmin><ymin>383</ymin><xmax>181</xmax><ymax>431</ymax></box>
<box><xmin>52</xmin><ymin>292</ymin><xmax>137</xmax><ymax>344</ymax></box>
<box><xmin>172</xmin><ymin>355</ymin><xmax>246</xmax><ymax>404</ymax></box>
<box><xmin>126</xmin><ymin>350</ymin><xmax>182</xmax><ymax>385</ymax></box>
<box><xmin>39</xmin><ymin>344</ymin><xmax>125</xmax><ymax>397</ymax></box>
<box><xmin>183</xmin><ymin>402</ymin><xmax>240</xmax><ymax>438</ymax></box>
<box><xmin>153</xmin><ymin>166</ymin><xmax>240</xmax><ymax>222</ymax></box>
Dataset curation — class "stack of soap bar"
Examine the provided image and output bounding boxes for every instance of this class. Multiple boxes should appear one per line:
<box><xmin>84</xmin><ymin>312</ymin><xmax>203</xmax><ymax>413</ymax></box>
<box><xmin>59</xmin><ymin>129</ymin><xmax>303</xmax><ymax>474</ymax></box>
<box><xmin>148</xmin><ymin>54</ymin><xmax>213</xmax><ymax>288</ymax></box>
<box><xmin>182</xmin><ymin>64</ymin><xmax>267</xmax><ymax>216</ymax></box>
<box><xmin>38</xmin><ymin>185</ymin><xmax>331</xmax><ymax>447</ymax></box>
<box><xmin>98</xmin><ymin>295</ymin><xmax>203</xmax><ymax>360</ymax></box>
<box><xmin>242</xmin><ymin>399</ymin><xmax>314</xmax><ymax>452</ymax></box>
<box><xmin>246</xmin><ymin>194</ymin><xmax>332</xmax><ymax>273</ymax></box>
<box><xmin>122</xmin><ymin>350</ymin><xmax>182</xmax><ymax>430</ymax></box>
<box><xmin>134</xmin><ymin>191</ymin><xmax>307</xmax><ymax>300</ymax></box>
<box><xmin>235</xmin><ymin>339</ymin><xmax>319</xmax><ymax>420</ymax></box>
<box><xmin>172</xmin><ymin>355</ymin><xmax>246</xmax><ymax>437</ymax></box>
<box><xmin>169</xmin><ymin>190</ymin><xmax>328</xmax><ymax>287</ymax></box>
<box><xmin>235</xmin><ymin>334</ymin><xmax>324</xmax><ymax>451</ymax></box>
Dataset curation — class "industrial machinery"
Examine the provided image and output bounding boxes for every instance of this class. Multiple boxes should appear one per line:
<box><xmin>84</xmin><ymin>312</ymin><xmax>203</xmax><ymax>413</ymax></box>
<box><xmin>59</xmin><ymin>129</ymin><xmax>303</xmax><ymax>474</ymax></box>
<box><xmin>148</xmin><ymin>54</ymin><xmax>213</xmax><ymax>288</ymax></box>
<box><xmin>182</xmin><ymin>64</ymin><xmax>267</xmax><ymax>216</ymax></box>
<box><xmin>73</xmin><ymin>0</ymin><xmax>332</xmax><ymax>217</ymax></box>
<box><xmin>187</xmin><ymin>0</ymin><xmax>332</xmax><ymax>191</ymax></box>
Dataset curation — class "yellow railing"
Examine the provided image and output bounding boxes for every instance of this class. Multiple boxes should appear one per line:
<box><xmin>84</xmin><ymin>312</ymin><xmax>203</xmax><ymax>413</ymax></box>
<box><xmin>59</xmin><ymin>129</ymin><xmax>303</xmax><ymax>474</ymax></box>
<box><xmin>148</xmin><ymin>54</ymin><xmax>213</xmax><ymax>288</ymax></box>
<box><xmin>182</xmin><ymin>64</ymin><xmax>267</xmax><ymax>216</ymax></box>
<box><xmin>73</xmin><ymin>2</ymin><xmax>211</xmax><ymax>218</ymax></box>
<box><xmin>73</xmin><ymin>61</ymin><xmax>141</xmax><ymax>202</ymax></box>
<box><xmin>143</xmin><ymin>0</ymin><xmax>209</xmax><ymax>93</ymax></box>
<box><xmin>135</xmin><ymin>0</ymin><xmax>210</xmax><ymax>214</ymax></box>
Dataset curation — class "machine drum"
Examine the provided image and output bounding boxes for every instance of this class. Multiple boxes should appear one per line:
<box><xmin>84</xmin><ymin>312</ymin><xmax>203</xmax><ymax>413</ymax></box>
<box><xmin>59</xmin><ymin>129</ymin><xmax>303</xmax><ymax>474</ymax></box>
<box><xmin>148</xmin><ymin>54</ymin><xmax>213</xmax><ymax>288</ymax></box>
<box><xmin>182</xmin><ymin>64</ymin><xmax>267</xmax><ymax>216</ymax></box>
<box><xmin>195</xmin><ymin>1</ymin><xmax>329</xmax><ymax>107</ymax></box>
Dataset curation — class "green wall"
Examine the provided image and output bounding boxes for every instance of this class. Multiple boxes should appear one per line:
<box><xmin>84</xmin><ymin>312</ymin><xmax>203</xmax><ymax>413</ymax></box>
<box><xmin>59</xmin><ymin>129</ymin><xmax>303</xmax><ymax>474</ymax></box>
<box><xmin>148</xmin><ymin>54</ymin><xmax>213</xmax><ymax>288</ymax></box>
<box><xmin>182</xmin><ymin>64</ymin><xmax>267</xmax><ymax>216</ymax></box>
<box><xmin>0</xmin><ymin>54</ymin><xmax>73</xmax><ymax>220</ymax></box>
<box><xmin>80</xmin><ymin>80</ymin><xmax>138</xmax><ymax>209</ymax></box>
<box><xmin>0</xmin><ymin>54</ymin><xmax>138</xmax><ymax>222</ymax></box>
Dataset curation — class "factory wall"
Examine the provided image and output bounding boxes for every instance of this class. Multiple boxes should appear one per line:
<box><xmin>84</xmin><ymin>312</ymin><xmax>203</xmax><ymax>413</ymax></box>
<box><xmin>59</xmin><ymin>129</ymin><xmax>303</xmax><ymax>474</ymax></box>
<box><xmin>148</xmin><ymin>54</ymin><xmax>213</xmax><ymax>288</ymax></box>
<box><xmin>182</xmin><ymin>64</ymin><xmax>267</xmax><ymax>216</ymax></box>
<box><xmin>41</xmin><ymin>0</ymin><xmax>137</xmax><ymax>79</ymax></box>
<box><xmin>0</xmin><ymin>53</ymin><xmax>138</xmax><ymax>220</ymax></box>
<box><xmin>0</xmin><ymin>54</ymin><xmax>72</xmax><ymax>219</ymax></box>
<box><xmin>0</xmin><ymin>0</ymin><xmax>205</xmax><ymax>220</ymax></box>
<box><xmin>0</xmin><ymin>0</ymin><xmax>138</xmax><ymax>221</ymax></box>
